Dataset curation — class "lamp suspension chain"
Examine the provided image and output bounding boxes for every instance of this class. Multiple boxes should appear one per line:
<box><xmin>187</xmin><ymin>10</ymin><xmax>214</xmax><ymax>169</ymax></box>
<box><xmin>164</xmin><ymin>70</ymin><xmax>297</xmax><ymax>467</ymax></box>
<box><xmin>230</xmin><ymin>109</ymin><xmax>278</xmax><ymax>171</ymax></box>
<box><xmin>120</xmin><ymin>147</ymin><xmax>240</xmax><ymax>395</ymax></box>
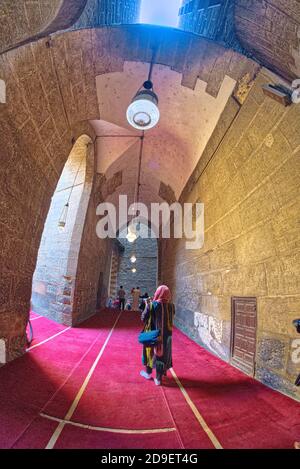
<box><xmin>58</xmin><ymin>148</ymin><xmax>86</xmax><ymax>231</ymax></box>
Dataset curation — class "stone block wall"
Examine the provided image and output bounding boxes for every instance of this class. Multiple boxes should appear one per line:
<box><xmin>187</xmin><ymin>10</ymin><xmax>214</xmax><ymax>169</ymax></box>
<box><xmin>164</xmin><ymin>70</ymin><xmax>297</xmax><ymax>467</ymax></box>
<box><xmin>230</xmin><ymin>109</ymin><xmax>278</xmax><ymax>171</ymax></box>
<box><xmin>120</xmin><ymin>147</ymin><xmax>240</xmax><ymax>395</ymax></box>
<box><xmin>235</xmin><ymin>0</ymin><xmax>300</xmax><ymax>81</ymax></box>
<box><xmin>108</xmin><ymin>247</ymin><xmax>120</xmax><ymax>299</ymax></box>
<box><xmin>31</xmin><ymin>135</ymin><xmax>91</xmax><ymax>324</ymax></box>
<box><xmin>0</xmin><ymin>24</ymin><xmax>261</xmax><ymax>363</ymax></box>
<box><xmin>71</xmin><ymin>173</ymin><xmax>113</xmax><ymax>326</ymax></box>
<box><xmin>161</xmin><ymin>69</ymin><xmax>300</xmax><ymax>400</ymax></box>
<box><xmin>178</xmin><ymin>0</ymin><xmax>242</xmax><ymax>51</ymax></box>
<box><xmin>0</xmin><ymin>31</ymin><xmax>100</xmax><ymax>360</ymax></box>
<box><xmin>73</xmin><ymin>0</ymin><xmax>141</xmax><ymax>28</ymax></box>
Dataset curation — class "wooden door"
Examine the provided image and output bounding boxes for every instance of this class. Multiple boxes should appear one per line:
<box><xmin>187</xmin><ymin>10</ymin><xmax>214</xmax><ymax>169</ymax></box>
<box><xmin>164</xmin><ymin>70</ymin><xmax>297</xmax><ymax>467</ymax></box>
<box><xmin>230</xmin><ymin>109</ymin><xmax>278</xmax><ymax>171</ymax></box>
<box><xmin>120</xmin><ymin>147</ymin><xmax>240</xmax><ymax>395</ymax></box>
<box><xmin>231</xmin><ymin>297</ymin><xmax>257</xmax><ymax>376</ymax></box>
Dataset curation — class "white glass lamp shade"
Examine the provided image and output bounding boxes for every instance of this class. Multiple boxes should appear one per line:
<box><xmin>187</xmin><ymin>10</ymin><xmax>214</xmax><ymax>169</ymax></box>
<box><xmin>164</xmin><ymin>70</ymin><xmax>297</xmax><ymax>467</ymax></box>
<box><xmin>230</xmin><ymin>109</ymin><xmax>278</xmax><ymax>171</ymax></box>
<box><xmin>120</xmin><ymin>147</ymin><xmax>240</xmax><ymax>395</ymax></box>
<box><xmin>126</xmin><ymin>224</ymin><xmax>137</xmax><ymax>243</ymax></box>
<box><xmin>132</xmin><ymin>268</ymin><xmax>137</xmax><ymax>273</ymax></box>
<box><xmin>58</xmin><ymin>203</ymin><xmax>69</xmax><ymax>231</ymax></box>
<box><xmin>127</xmin><ymin>89</ymin><xmax>160</xmax><ymax>130</ymax></box>
<box><xmin>58</xmin><ymin>221</ymin><xmax>66</xmax><ymax>232</ymax></box>
<box><xmin>130</xmin><ymin>255</ymin><xmax>137</xmax><ymax>263</ymax></box>
<box><xmin>126</xmin><ymin>231</ymin><xmax>137</xmax><ymax>243</ymax></box>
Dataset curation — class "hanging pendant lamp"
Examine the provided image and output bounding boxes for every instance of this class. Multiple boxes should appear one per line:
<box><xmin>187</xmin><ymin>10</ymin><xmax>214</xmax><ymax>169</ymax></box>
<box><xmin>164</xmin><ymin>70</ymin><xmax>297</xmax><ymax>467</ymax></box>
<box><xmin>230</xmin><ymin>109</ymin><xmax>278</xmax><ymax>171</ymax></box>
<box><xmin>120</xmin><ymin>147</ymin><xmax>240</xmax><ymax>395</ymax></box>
<box><xmin>126</xmin><ymin>224</ymin><xmax>137</xmax><ymax>243</ymax></box>
<box><xmin>127</xmin><ymin>49</ymin><xmax>159</xmax><ymax>131</ymax></box>
<box><xmin>127</xmin><ymin>80</ymin><xmax>160</xmax><ymax>130</ymax></box>
<box><xmin>58</xmin><ymin>202</ymin><xmax>69</xmax><ymax>231</ymax></box>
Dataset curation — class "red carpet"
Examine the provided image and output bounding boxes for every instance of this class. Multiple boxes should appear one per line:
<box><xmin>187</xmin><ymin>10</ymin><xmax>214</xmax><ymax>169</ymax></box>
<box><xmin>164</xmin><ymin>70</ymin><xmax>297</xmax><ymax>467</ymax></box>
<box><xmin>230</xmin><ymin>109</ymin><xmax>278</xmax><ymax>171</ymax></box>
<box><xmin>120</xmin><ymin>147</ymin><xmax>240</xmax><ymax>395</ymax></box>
<box><xmin>170</xmin><ymin>328</ymin><xmax>300</xmax><ymax>449</ymax></box>
<box><xmin>26</xmin><ymin>311</ymin><xmax>67</xmax><ymax>348</ymax></box>
<box><xmin>0</xmin><ymin>309</ymin><xmax>299</xmax><ymax>449</ymax></box>
<box><xmin>0</xmin><ymin>310</ymin><xmax>119</xmax><ymax>448</ymax></box>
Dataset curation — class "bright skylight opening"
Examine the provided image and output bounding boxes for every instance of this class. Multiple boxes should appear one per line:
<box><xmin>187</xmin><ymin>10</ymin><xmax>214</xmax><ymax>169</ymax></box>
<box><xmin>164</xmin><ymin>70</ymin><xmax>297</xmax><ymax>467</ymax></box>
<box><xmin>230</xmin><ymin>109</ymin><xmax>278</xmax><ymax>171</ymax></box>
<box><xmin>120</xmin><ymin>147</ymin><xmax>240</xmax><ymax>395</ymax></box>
<box><xmin>139</xmin><ymin>0</ymin><xmax>182</xmax><ymax>28</ymax></box>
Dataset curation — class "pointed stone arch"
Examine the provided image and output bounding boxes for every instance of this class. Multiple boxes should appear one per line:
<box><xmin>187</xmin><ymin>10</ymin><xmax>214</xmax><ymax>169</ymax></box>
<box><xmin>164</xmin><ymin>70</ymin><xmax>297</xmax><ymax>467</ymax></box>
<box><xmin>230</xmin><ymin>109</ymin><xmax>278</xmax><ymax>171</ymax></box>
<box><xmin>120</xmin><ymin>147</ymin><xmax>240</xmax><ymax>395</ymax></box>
<box><xmin>0</xmin><ymin>24</ymin><xmax>259</xmax><ymax>362</ymax></box>
<box><xmin>31</xmin><ymin>134</ymin><xmax>94</xmax><ymax>326</ymax></box>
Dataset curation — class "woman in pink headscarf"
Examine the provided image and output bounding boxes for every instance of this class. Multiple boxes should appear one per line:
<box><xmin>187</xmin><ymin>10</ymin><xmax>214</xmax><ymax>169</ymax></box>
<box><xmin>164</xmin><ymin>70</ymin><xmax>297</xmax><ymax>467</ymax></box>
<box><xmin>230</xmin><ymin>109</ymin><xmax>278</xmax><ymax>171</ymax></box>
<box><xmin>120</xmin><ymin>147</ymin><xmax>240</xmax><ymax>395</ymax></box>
<box><xmin>140</xmin><ymin>285</ymin><xmax>175</xmax><ymax>385</ymax></box>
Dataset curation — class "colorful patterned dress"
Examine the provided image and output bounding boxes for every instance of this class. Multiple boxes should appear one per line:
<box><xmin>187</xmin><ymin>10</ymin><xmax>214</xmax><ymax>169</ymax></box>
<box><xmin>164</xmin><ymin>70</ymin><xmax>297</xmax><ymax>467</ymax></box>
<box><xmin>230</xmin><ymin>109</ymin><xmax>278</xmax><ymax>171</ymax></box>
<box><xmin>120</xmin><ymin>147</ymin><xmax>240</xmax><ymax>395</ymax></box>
<box><xmin>142</xmin><ymin>300</ymin><xmax>175</xmax><ymax>376</ymax></box>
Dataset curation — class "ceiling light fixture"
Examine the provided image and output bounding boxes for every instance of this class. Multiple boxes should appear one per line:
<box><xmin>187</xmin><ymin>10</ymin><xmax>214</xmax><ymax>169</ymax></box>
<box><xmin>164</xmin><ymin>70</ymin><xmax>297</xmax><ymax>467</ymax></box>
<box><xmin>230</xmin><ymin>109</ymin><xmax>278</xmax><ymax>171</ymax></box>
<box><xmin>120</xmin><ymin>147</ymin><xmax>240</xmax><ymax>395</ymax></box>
<box><xmin>58</xmin><ymin>202</ymin><xmax>69</xmax><ymax>231</ymax></box>
<box><xmin>130</xmin><ymin>254</ymin><xmax>137</xmax><ymax>263</ymax></box>
<box><xmin>126</xmin><ymin>224</ymin><xmax>137</xmax><ymax>243</ymax></box>
<box><xmin>126</xmin><ymin>49</ymin><xmax>159</xmax><ymax>130</ymax></box>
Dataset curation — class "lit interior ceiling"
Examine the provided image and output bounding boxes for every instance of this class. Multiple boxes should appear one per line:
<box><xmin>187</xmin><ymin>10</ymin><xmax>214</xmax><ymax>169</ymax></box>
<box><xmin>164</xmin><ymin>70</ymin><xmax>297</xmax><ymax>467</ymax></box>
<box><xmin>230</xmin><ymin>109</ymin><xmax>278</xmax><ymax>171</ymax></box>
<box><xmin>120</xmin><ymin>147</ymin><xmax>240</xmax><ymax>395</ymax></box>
<box><xmin>139</xmin><ymin>0</ymin><xmax>181</xmax><ymax>28</ymax></box>
<box><xmin>90</xmin><ymin>61</ymin><xmax>236</xmax><ymax>206</ymax></box>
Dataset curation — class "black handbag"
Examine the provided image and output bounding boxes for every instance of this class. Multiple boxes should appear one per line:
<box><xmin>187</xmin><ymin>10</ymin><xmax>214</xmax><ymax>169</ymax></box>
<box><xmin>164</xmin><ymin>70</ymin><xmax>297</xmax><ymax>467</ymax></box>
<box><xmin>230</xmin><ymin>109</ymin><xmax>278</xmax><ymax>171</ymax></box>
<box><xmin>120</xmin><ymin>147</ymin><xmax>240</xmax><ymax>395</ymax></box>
<box><xmin>293</xmin><ymin>319</ymin><xmax>300</xmax><ymax>334</ymax></box>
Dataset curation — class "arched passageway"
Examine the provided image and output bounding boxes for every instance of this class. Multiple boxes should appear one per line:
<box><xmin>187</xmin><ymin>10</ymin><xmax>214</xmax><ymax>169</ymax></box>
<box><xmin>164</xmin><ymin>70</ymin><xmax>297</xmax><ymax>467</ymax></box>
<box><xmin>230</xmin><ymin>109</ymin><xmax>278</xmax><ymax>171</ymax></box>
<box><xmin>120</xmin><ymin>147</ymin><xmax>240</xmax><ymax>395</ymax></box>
<box><xmin>107</xmin><ymin>223</ymin><xmax>158</xmax><ymax>308</ymax></box>
<box><xmin>31</xmin><ymin>135</ymin><xmax>94</xmax><ymax>325</ymax></box>
<box><xmin>117</xmin><ymin>223</ymin><xmax>158</xmax><ymax>300</ymax></box>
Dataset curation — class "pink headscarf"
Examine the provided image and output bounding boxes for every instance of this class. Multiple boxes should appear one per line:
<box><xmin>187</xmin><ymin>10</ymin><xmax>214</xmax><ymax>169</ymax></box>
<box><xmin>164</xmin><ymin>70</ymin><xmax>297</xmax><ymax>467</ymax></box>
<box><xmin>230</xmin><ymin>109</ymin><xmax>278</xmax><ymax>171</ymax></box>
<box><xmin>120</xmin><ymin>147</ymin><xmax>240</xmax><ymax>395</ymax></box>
<box><xmin>153</xmin><ymin>285</ymin><xmax>171</xmax><ymax>303</ymax></box>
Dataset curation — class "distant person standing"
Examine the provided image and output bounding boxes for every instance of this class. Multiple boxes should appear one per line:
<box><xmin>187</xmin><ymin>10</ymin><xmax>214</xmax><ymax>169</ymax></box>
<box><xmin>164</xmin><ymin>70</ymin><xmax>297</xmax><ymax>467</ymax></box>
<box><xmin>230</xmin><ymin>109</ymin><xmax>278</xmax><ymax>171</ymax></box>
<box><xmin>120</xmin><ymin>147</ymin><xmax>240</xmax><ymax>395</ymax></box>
<box><xmin>118</xmin><ymin>286</ymin><xmax>126</xmax><ymax>310</ymax></box>
<box><xmin>139</xmin><ymin>292</ymin><xmax>149</xmax><ymax>311</ymax></box>
<box><xmin>132</xmin><ymin>286</ymin><xmax>141</xmax><ymax>311</ymax></box>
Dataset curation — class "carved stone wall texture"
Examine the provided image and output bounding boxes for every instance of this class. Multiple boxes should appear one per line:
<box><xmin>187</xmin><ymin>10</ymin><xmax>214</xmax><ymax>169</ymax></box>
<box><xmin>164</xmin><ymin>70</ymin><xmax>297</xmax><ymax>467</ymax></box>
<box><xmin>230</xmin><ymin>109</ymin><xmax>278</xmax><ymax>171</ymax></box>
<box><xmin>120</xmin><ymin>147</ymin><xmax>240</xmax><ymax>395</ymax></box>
<box><xmin>235</xmin><ymin>0</ymin><xmax>300</xmax><ymax>81</ymax></box>
<box><xmin>160</xmin><ymin>69</ymin><xmax>300</xmax><ymax>400</ymax></box>
<box><xmin>0</xmin><ymin>30</ymin><xmax>96</xmax><ymax>360</ymax></box>
<box><xmin>31</xmin><ymin>135</ymin><xmax>92</xmax><ymax>325</ymax></box>
<box><xmin>71</xmin><ymin>173</ymin><xmax>113</xmax><ymax>326</ymax></box>
<box><xmin>73</xmin><ymin>0</ymin><xmax>141</xmax><ymax>29</ymax></box>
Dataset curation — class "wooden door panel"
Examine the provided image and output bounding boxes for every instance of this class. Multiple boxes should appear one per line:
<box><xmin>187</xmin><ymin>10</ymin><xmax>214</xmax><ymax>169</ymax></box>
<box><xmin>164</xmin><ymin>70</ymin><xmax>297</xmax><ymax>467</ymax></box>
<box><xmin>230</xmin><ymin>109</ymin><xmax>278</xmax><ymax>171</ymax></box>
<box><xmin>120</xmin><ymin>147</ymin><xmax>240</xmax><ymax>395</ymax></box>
<box><xmin>231</xmin><ymin>297</ymin><xmax>257</xmax><ymax>376</ymax></box>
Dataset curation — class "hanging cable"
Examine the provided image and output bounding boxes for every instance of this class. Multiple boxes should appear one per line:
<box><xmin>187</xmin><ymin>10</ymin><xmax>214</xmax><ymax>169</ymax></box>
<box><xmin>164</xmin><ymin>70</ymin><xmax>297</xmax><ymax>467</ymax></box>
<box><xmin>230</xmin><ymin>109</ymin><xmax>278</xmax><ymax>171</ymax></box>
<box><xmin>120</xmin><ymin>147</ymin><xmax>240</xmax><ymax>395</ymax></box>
<box><xmin>58</xmin><ymin>146</ymin><xmax>86</xmax><ymax>230</ymax></box>
<box><xmin>126</xmin><ymin>131</ymin><xmax>145</xmax><ymax>243</ymax></box>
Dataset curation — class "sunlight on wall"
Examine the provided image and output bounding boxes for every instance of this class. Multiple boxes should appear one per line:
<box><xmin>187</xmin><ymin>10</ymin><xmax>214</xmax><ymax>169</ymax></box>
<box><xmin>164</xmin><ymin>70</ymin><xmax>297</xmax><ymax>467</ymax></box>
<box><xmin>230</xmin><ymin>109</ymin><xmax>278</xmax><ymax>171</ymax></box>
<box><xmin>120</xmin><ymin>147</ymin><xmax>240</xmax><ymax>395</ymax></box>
<box><xmin>139</xmin><ymin>0</ymin><xmax>181</xmax><ymax>27</ymax></box>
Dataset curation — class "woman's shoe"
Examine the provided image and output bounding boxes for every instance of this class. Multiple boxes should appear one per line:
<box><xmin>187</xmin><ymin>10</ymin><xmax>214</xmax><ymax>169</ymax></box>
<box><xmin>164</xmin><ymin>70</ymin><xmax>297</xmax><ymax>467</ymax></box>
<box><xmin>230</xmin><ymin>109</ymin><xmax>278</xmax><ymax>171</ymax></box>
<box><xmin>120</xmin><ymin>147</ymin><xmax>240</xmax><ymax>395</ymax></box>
<box><xmin>140</xmin><ymin>370</ymin><xmax>152</xmax><ymax>380</ymax></box>
<box><xmin>154</xmin><ymin>378</ymin><xmax>161</xmax><ymax>386</ymax></box>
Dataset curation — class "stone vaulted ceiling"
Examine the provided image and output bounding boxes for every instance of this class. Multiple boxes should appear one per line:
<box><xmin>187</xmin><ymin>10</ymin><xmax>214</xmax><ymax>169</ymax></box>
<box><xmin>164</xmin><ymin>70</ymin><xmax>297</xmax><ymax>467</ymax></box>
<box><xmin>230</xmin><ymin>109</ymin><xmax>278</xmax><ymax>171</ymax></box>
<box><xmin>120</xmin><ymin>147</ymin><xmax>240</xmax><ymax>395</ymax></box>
<box><xmin>2</xmin><ymin>1</ymin><xmax>300</xmax><ymax>82</ymax></box>
<box><xmin>91</xmin><ymin>61</ymin><xmax>236</xmax><ymax>208</ymax></box>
